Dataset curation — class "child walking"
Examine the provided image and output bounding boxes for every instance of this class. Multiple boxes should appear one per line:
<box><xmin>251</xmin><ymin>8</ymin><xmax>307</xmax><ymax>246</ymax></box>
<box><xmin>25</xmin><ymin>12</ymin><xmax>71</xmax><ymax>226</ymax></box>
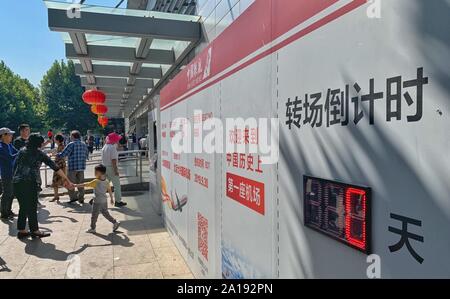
<box><xmin>76</xmin><ymin>164</ymin><xmax>120</xmax><ymax>233</ymax></box>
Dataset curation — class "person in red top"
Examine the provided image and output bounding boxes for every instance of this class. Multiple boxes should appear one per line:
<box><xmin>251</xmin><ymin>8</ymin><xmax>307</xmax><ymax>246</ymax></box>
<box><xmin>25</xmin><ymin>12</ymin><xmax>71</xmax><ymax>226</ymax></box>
<box><xmin>47</xmin><ymin>129</ymin><xmax>55</xmax><ymax>150</ymax></box>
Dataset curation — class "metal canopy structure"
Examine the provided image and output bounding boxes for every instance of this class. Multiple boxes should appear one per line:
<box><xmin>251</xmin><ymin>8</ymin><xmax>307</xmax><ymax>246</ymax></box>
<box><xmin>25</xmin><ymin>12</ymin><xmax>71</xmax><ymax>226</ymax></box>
<box><xmin>151</xmin><ymin>0</ymin><xmax>197</xmax><ymax>15</ymax></box>
<box><xmin>127</xmin><ymin>0</ymin><xmax>197</xmax><ymax>15</ymax></box>
<box><xmin>44</xmin><ymin>0</ymin><xmax>201</xmax><ymax>118</ymax></box>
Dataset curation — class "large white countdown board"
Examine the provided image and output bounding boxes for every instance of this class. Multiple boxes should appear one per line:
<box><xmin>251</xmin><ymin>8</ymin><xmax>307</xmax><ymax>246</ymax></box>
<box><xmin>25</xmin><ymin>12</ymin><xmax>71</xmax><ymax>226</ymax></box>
<box><xmin>160</xmin><ymin>0</ymin><xmax>450</xmax><ymax>278</ymax></box>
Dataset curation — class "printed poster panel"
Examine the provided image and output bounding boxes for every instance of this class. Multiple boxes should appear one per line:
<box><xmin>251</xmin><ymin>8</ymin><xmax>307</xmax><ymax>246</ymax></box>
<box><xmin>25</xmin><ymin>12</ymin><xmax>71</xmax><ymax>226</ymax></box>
<box><xmin>220</xmin><ymin>54</ymin><xmax>278</xmax><ymax>279</ymax></box>
<box><xmin>160</xmin><ymin>108</ymin><xmax>173</xmax><ymax>228</ymax></box>
<box><xmin>185</xmin><ymin>86</ymin><xmax>220</xmax><ymax>278</ymax></box>
<box><xmin>162</xmin><ymin>102</ymin><xmax>191</xmax><ymax>259</ymax></box>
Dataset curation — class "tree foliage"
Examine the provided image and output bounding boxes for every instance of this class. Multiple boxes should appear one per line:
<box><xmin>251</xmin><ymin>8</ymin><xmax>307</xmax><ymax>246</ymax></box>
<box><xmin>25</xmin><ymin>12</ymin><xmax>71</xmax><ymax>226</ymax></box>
<box><xmin>40</xmin><ymin>60</ymin><xmax>100</xmax><ymax>134</ymax></box>
<box><xmin>0</xmin><ymin>60</ymin><xmax>100</xmax><ymax>135</ymax></box>
<box><xmin>0</xmin><ymin>61</ymin><xmax>45</xmax><ymax>132</ymax></box>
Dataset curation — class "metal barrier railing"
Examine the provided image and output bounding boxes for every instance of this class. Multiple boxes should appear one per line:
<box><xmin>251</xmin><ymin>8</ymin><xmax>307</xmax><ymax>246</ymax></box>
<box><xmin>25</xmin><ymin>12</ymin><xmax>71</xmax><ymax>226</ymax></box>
<box><xmin>40</xmin><ymin>149</ymin><xmax>149</xmax><ymax>188</ymax></box>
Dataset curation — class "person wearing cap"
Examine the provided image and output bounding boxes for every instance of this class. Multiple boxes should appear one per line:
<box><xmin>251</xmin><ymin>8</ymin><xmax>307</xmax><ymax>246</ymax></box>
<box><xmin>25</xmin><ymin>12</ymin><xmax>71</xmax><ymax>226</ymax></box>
<box><xmin>0</xmin><ymin>128</ymin><xmax>19</xmax><ymax>220</ymax></box>
<box><xmin>57</xmin><ymin>130</ymin><xmax>89</xmax><ymax>204</ymax></box>
<box><xmin>101</xmin><ymin>133</ymin><xmax>127</xmax><ymax>207</ymax></box>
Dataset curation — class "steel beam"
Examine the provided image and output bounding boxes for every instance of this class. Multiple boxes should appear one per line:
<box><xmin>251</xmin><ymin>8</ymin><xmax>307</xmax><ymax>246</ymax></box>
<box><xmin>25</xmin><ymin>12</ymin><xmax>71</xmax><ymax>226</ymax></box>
<box><xmin>66</xmin><ymin>44</ymin><xmax>174</xmax><ymax>65</ymax></box>
<box><xmin>85</xmin><ymin>85</ymin><xmax>151</xmax><ymax>95</ymax></box>
<box><xmin>48</xmin><ymin>8</ymin><xmax>200</xmax><ymax>41</ymax></box>
<box><xmin>81</xmin><ymin>77</ymin><xmax>154</xmax><ymax>88</ymax></box>
<box><xmin>75</xmin><ymin>64</ymin><xmax>162</xmax><ymax>79</ymax></box>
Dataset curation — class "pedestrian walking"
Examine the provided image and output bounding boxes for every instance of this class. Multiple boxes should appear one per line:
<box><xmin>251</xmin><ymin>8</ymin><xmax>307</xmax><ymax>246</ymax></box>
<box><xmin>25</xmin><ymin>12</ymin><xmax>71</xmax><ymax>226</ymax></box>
<box><xmin>0</xmin><ymin>128</ymin><xmax>18</xmax><ymax>220</ymax></box>
<box><xmin>13</xmin><ymin>134</ymin><xmax>74</xmax><ymax>239</ymax></box>
<box><xmin>94</xmin><ymin>135</ymin><xmax>100</xmax><ymax>151</ymax></box>
<box><xmin>75</xmin><ymin>164</ymin><xmax>120</xmax><ymax>234</ymax></box>
<box><xmin>57</xmin><ymin>130</ymin><xmax>89</xmax><ymax>204</ymax></box>
<box><xmin>102</xmin><ymin>133</ymin><xmax>126</xmax><ymax>207</ymax></box>
<box><xmin>50</xmin><ymin>134</ymin><xmax>67</xmax><ymax>203</ymax></box>
<box><xmin>86</xmin><ymin>132</ymin><xmax>95</xmax><ymax>155</ymax></box>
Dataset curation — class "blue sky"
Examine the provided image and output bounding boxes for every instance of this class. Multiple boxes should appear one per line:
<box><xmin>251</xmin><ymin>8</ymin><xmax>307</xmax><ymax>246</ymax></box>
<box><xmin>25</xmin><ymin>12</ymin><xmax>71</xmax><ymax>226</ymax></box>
<box><xmin>0</xmin><ymin>0</ymin><xmax>127</xmax><ymax>87</ymax></box>
<box><xmin>0</xmin><ymin>0</ymin><xmax>65</xmax><ymax>87</ymax></box>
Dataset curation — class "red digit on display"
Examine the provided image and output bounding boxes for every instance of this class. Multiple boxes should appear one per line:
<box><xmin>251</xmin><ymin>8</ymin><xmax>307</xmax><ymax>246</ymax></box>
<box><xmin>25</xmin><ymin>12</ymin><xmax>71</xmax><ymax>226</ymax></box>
<box><xmin>304</xmin><ymin>176</ymin><xmax>371</xmax><ymax>254</ymax></box>
<box><xmin>345</xmin><ymin>188</ymin><xmax>367</xmax><ymax>251</ymax></box>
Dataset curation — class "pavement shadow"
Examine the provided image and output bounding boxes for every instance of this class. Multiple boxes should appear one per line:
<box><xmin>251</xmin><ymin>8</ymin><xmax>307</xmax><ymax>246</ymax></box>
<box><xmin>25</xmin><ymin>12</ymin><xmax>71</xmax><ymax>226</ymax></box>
<box><xmin>1</xmin><ymin>218</ymin><xmax>17</xmax><ymax>237</ymax></box>
<box><xmin>86</xmin><ymin>232</ymin><xmax>135</xmax><ymax>248</ymax></box>
<box><xmin>21</xmin><ymin>239</ymin><xmax>89</xmax><ymax>262</ymax></box>
<box><xmin>110</xmin><ymin>206</ymin><xmax>143</xmax><ymax>217</ymax></box>
<box><xmin>0</xmin><ymin>256</ymin><xmax>12</xmax><ymax>272</ymax></box>
<box><xmin>118</xmin><ymin>218</ymin><xmax>164</xmax><ymax>233</ymax></box>
<box><xmin>1</xmin><ymin>214</ymin><xmax>79</xmax><ymax>240</ymax></box>
<box><xmin>38</xmin><ymin>208</ymin><xmax>78</xmax><ymax>224</ymax></box>
<box><xmin>60</xmin><ymin>202</ymin><xmax>92</xmax><ymax>214</ymax></box>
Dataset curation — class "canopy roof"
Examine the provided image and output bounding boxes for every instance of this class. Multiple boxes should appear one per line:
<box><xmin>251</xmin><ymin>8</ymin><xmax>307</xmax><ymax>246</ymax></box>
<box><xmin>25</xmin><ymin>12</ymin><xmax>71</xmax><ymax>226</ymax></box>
<box><xmin>45</xmin><ymin>0</ymin><xmax>201</xmax><ymax>117</ymax></box>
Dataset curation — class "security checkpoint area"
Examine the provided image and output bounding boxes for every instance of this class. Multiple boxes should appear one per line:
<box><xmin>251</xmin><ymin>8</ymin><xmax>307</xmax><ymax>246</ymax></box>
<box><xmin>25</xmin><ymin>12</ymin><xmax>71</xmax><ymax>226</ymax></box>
<box><xmin>0</xmin><ymin>0</ymin><xmax>449</xmax><ymax>285</ymax></box>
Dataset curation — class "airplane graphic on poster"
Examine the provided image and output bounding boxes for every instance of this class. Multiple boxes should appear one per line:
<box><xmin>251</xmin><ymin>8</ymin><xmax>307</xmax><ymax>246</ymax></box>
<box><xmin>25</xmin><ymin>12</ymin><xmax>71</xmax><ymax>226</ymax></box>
<box><xmin>161</xmin><ymin>176</ymin><xmax>188</xmax><ymax>212</ymax></box>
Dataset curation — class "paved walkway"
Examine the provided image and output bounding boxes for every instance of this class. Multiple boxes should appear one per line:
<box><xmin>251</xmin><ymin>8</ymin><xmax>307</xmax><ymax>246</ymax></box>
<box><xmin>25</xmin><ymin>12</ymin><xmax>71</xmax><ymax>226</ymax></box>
<box><xmin>0</xmin><ymin>191</ymin><xmax>193</xmax><ymax>279</ymax></box>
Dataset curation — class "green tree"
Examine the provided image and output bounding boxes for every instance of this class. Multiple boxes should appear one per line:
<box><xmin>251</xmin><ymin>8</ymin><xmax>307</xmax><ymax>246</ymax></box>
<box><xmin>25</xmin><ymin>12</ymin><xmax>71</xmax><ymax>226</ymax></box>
<box><xmin>0</xmin><ymin>61</ymin><xmax>45</xmax><ymax>132</ymax></box>
<box><xmin>40</xmin><ymin>60</ymin><xmax>99</xmax><ymax>134</ymax></box>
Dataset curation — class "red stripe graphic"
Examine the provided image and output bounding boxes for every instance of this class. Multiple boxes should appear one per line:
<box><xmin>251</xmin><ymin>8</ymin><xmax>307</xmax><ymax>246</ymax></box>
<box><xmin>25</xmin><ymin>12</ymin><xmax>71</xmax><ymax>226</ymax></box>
<box><xmin>161</xmin><ymin>0</ymin><xmax>367</xmax><ymax>111</ymax></box>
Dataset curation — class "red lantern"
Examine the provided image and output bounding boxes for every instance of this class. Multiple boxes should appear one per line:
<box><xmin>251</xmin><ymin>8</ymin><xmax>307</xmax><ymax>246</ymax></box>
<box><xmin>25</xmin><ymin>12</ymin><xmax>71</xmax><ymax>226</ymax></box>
<box><xmin>98</xmin><ymin>116</ymin><xmax>109</xmax><ymax>128</ymax></box>
<box><xmin>91</xmin><ymin>104</ymin><xmax>108</xmax><ymax>115</ymax></box>
<box><xmin>82</xmin><ymin>90</ymin><xmax>106</xmax><ymax>105</ymax></box>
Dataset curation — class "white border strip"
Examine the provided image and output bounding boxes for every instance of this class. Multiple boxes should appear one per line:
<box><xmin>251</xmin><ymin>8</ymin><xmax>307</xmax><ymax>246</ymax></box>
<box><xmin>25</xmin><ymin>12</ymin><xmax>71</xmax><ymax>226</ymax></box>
<box><xmin>162</xmin><ymin>0</ymin><xmax>355</xmax><ymax>110</ymax></box>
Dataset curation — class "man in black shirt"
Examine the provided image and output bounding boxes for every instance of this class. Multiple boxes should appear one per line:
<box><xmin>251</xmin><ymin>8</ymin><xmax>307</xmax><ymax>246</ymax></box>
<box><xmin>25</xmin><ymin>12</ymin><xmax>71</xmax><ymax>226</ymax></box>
<box><xmin>13</xmin><ymin>124</ymin><xmax>31</xmax><ymax>150</ymax></box>
<box><xmin>15</xmin><ymin>124</ymin><xmax>52</xmax><ymax>150</ymax></box>
<box><xmin>13</xmin><ymin>124</ymin><xmax>50</xmax><ymax>208</ymax></box>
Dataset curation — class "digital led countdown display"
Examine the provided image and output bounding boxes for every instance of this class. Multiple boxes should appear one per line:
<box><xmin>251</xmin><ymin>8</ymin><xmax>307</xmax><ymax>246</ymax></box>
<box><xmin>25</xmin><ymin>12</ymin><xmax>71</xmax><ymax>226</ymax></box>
<box><xmin>303</xmin><ymin>176</ymin><xmax>371</xmax><ymax>254</ymax></box>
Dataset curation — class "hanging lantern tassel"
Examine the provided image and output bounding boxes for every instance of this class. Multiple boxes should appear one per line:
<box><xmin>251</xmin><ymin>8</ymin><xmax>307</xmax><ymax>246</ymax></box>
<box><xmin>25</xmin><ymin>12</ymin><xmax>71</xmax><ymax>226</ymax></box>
<box><xmin>98</xmin><ymin>115</ymin><xmax>109</xmax><ymax>128</ymax></box>
<box><xmin>91</xmin><ymin>104</ymin><xmax>108</xmax><ymax>115</ymax></box>
<box><xmin>83</xmin><ymin>90</ymin><xmax>106</xmax><ymax>105</ymax></box>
